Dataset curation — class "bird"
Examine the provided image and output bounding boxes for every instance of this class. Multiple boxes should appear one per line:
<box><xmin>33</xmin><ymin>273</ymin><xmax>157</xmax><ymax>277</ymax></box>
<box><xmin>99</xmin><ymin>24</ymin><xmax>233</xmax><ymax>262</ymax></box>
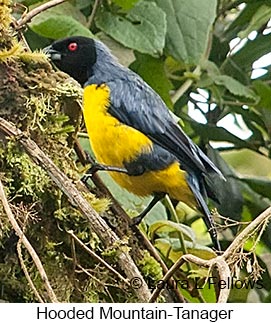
<box><xmin>45</xmin><ymin>36</ymin><xmax>224</xmax><ymax>250</ymax></box>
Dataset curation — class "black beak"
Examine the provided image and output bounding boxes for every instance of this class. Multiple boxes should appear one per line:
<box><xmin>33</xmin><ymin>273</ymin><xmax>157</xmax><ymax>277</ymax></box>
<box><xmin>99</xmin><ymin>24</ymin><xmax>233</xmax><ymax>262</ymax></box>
<box><xmin>43</xmin><ymin>45</ymin><xmax>62</xmax><ymax>61</ymax></box>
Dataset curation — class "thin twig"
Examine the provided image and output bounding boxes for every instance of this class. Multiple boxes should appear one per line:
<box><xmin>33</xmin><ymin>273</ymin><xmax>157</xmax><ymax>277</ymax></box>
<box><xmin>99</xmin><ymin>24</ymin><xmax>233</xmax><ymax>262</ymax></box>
<box><xmin>17</xmin><ymin>204</ymin><xmax>44</xmax><ymax>302</ymax></box>
<box><xmin>17</xmin><ymin>242</ymin><xmax>45</xmax><ymax>303</ymax></box>
<box><xmin>149</xmin><ymin>254</ymin><xmax>230</xmax><ymax>303</ymax></box>
<box><xmin>76</xmin><ymin>263</ymin><xmax>105</xmax><ymax>284</ymax></box>
<box><xmin>181</xmin><ymin>255</ymin><xmax>231</xmax><ymax>303</ymax></box>
<box><xmin>67</xmin><ymin>230</ymin><xmax>128</xmax><ymax>284</ymax></box>
<box><xmin>164</xmin><ymin>196</ymin><xmax>191</xmax><ymax>272</ymax></box>
<box><xmin>86</xmin><ymin>0</ymin><xmax>101</xmax><ymax>29</ymax></box>
<box><xmin>16</xmin><ymin>0</ymin><xmax>67</xmax><ymax>29</ymax></box>
<box><xmin>76</xmin><ymin>263</ymin><xmax>115</xmax><ymax>302</ymax></box>
<box><xmin>70</xmin><ymin>233</ymin><xmax>77</xmax><ymax>273</ymax></box>
<box><xmin>149</xmin><ymin>256</ymin><xmax>186</xmax><ymax>303</ymax></box>
<box><xmin>138</xmin><ymin>229</ymin><xmax>186</xmax><ymax>303</ymax></box>
<box><xmin>0</xmin><ymin>180</ymin><xmax>58</xmax><ymax>303</ymax></box>
<box><xmin>223</xmin><ymin>206</ymin><xmax>271</xmax><ymax>260</ymax></box>
<box><xmin>171</xmin><ymin>66</ymin><xmax>201</xmax><ymax>104</ymax></box>
<box><xmin>218</xmin><ymin>0</ymin><xmax>244</xmax><ymax>16</ymax></box>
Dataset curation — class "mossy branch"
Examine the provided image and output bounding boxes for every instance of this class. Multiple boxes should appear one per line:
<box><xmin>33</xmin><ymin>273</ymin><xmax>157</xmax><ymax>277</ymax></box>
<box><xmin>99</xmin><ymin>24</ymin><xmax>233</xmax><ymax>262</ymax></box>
<box><xmin>17</xmin><ymin>241</ymin><xmax>45</xmax><ymax>303</ymax></box>
<box><xmin>0</xmin><ymin>179</ymin><xmax>58</xmax><ymax>302</ymax></box>
<box><xmin>0</xmin><ymin>116</ymin><xmax>151</xmax><ymax>302</ymax></box>
<box><xmin>149</xmin><ymin>253</ymin><xmax>230</xmax><ymax>303</ymax></box>
<box><xmin>67</xmin><ymin>230</ymin><xmax>128</xmax><ymax>284</ymax></box>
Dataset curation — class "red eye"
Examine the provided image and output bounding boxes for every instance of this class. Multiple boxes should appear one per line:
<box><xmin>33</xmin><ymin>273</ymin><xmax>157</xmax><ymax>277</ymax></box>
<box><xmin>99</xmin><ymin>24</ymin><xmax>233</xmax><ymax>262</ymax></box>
<box><xmin>68</xmin><ymin>42</ymin><xmax>78</xmax><ymax>52</ymax></box>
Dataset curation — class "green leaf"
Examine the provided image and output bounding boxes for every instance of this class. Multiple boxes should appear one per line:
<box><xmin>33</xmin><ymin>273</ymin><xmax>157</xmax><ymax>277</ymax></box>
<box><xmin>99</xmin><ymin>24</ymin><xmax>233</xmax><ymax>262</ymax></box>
<box><xmin>223</xmin><ymin>33</ymin><xmax>271</xmax><ymax>82</ymax></box>
<box><xmin>222</xmin><ymin>149</ymin><xmax>271</xmax><ymax>177</ymax></box>
<box><xmin>191</xmin><ymin>122</ymin><xmax>257</xmax><ymax>150</ymax></box>
<box><xmin>19</xmin><ymin>0</ymin><xmax>43</xmax><ymax>6</ymax></box>
<box><xmin>155</xmin><ymin>238</ymin><xmax>217</xmax><ymax>302</ymax></box>
<box><xmin>113</xmin><ymin>0</ymin><xmax>140</xmax><ymax>10</ymax></box>
<box><xmin>31</xmin><ymin>16</ymin><xmax>93</xmax><ymax>39</ymax></box>
<box><xmin>201</xmin><ymin>60</ymin><xmax>221</xmax><ymax>78</ymax></box>
<box><xmin>239</xmin><ymin>176</ymin><xmax>271</xmax><ymax>200</ymax></box>
<box><xmin>74</xmin><ymin>0</ymin><xmax>93</xmax><ymax>10</ymax></box>
<box><xmin>252</xmin><ymin>82</ymin><xmax>271</xmax><ymax>137</ymax></box>
<box><xmin>213</xmin><ymin>75</ymin><xmax>258</xmax><ymax>101</ymax></box>
<box><xmin>155</xmin><ymin>0</ymin><xmax>217</xmax><ymax>64</ymax></box>
<box><xmin>242</xmin><ymin>182</ymin><xmax>271</xmax><ymax>215</ymax></box>
<box><xmin>253</xmin><ymin>80</ymin><xmax>271</xmax><ymax>111</ymax></box>
<box><xmin>96</xmin><ymin>1</ymin><xmax>166</xmax><ymax>56</ymax></box>
<box><xmin>29</xmin><ymin>2</ymin><xmax>94</xmax><ymax>39</ymax></box>
<box><xmin>130</xmin><ymin>53</ymin><xmax>173</xmax><ymax>107</ymax></box>
<box><xmin>224</xmin><ymin>1</ymin><xmax>268</xmax><ymax>41</ymax></box>
<box><xmin>240</xmin><ymin>182</ymin><xmax>271</xmax><ymax>248</ymax></box>
<box><xmin>149</xmin><ymin>220</ymin><xmax>195</xmax><ymax>242</ymax></box>
<box><xmin>238</xmin><ymin>5</ymin><xmax>271</xmax><ymax>39</ymax></box>
<box><xmin>229</xmin><ymin>105</ymin><xmax>267</xmax><ymax>139</ymax></box>
<box><xmin>155</xmin><ymin>238</ymin><xmax>216</xmax><ymax>263</ymax></box>
<box><xmin>97</xmin><ymin>32</ymin><xmax>135</xmax><ymax>67</ymax></box>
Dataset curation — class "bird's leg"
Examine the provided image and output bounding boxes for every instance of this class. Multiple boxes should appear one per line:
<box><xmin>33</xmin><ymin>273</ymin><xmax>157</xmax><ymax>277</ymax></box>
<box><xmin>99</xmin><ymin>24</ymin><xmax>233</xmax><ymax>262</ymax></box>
<box><xmin>201</xmin><ymin>213</ymin><xmax>221</xmax><ymax>251</ymax></box>
<box><xmin>131</xmin><ymin>192</ymin><xmax>166</xmax><ymax>226</ymax></box>
<box><xmin>82</xmin><ymin>163</ymin><xmax>129</xmax><ymax>183</ymax></box>
<box><xmin>82</xmin><ymin>151</ymin><xmax>147</xmax><ymax>183</ymax></box>
<box><xmin>207</xmin><ymin>222</ymin><xmax>221</xmax><ymax>252</ymax></box>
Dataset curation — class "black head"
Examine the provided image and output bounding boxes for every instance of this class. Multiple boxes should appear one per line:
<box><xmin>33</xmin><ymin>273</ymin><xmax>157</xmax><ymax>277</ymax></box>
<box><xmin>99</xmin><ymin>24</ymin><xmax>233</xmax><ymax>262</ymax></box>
<box><xmin>45</xmin><ymin>36</ymin><xmax>97</xmax><ymax>86</ymax></box>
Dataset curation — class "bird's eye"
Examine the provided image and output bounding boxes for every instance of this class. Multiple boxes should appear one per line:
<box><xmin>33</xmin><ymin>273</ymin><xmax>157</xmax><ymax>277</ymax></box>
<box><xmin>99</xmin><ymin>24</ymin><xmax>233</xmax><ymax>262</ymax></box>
<box><xmin>68</xmin><ymin>42</ymin><xmax>78</xmax><ymax>52</ymax></box>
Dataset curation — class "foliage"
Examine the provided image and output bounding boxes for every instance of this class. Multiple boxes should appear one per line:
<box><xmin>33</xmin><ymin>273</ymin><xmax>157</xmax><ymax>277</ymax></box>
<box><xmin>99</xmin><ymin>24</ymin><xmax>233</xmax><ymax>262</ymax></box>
<box><xmin>0</xmin><ymin>0</ymin><xmax>271</xmax><ymax>303</ymax></box>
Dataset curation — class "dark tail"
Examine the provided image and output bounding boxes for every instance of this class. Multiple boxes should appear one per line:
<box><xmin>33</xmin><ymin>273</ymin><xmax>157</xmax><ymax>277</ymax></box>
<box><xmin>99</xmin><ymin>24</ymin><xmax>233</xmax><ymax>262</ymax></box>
<box><xmin>187</xmin><ymin>175</ymin><xmax>221</xmax><ymax>251</ymax></box>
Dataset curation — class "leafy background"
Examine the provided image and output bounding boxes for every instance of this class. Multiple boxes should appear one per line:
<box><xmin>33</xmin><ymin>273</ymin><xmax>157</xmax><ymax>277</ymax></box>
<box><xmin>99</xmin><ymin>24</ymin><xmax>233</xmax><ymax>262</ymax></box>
<box><xmin>2</xmin><ymin>0</ymin><xmax>271</xmax><ymax>302</ymax></box>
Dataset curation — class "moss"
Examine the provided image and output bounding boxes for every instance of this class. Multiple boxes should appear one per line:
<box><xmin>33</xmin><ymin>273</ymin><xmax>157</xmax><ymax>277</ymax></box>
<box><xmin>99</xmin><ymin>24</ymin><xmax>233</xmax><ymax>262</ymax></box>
<box><xmin>138</xmin><ymin>250</ymin><xmax>163</xmax><ymax>282</ymax></box>
<box><xmin>0</xmin><ymin>0</ymin><xmax>12</xmax><ymax>37</ymax></box>
<box><xmin>83</xmin><ymin>191</ymin><xmax>110</xmax><ymax>213</ymax></box>
<box><xmin>0</xmin><ymin>0</ymin><xmax>131</xmax><ymax>303</ymax></box>
<box><xmin>0</xmin><ymin>42</ymin><xmax>22</xmax><ymax>61</ymax></box>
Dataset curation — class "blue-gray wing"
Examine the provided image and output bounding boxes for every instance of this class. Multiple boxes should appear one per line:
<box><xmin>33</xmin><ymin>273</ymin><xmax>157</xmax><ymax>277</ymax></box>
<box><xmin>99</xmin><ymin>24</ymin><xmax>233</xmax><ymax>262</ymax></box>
<box><xmin>107</xmin><ymin>76</ymin><xmax>222</xmax><ymax>178</ymax></box>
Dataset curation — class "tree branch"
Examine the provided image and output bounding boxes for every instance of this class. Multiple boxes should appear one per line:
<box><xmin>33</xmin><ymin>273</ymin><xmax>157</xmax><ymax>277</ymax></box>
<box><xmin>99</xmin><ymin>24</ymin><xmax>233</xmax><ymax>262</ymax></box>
<box><xmin>149</xmin><ymin>254</ymin><xmax>230</xmax><ymax>303</ymax></box>
<box><xmin>223</xmin><ymin>206</ymin><xmax>271</xmax><ymax>261</ymax></box>
<box><xmin>0</xmin><ymin>179</ymin><xmax>58</xmax><ymax>302</ymax></box>
<box><xmin>0</xmin><ymin>117</ymin><xmax>151</xmax><ymax>302</ymax></box>
<box><xmin>149</xmin><ymin>206</ymin><xmax>271</xmax><ymax>303</ymax></box>
<box><xmin>86</xmin><ymin>0</ymin><xmax>101</xmax><ymax>29</ymax></box>
<box><xmin>138</xmin><ymin>229</ymin><xmax>186</xmax><ymax>303</ymax></box>
<box><xmin>67</xmin><ymin>230</ymin><xmax>128</xmax><ymax>285</ymax></box>
<box><xmin>16</xmin><ymin>0</ymin><xmax>67</xmax><ymax>29</ymax></box>
<box><xmin>17</xmin><ymin>241</ymin><xmax>45</xmax><ymax>303</ymax></box>
<box><xmin>171</xmin><ymin>66</ymin><xmax>201</xmax><ymax>104</ymax></box>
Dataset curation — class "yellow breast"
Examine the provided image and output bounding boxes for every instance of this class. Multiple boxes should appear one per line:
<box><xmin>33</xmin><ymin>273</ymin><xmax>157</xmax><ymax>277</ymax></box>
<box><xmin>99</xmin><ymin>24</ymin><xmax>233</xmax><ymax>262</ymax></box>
<box><xmin>83</xmin><ymin>83</ymin><xmax>196</xmax><ymax>206</ymax></box>
<box><xmin>83</xmin><ymin>84</ymin><xmax>152</xmax><ymax>167</ymax></box>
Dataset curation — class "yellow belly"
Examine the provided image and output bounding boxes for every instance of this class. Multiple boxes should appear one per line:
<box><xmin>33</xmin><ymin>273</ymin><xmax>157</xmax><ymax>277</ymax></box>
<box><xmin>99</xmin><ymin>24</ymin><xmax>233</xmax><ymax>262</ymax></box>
<box><xmin>83</xmin><ymin>84</ymin><xmax>196</xmax><ymax>206</ymax></box>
